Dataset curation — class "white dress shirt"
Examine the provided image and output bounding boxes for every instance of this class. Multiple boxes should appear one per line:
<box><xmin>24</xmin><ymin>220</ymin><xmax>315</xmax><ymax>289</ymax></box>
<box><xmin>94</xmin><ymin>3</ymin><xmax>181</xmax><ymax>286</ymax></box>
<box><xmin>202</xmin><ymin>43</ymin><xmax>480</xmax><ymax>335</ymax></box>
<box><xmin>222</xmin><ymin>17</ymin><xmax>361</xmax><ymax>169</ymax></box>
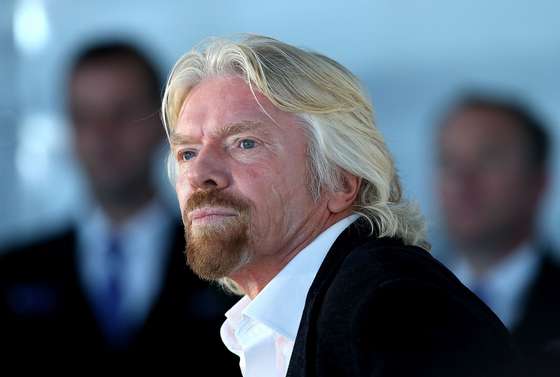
<box><xmin>453</xmin><ymin>242</ymin><xmax>540</xmax><ymax>329</ymax></box>
<box><xmin>77</xmin><ymin>200</ymin><xmax>175</xmax><ymax>331</ymax></box>
<box><xmin>220</xmin><ymin>214</ymin><xmax>359</xmax><ymax>377</ymax></box>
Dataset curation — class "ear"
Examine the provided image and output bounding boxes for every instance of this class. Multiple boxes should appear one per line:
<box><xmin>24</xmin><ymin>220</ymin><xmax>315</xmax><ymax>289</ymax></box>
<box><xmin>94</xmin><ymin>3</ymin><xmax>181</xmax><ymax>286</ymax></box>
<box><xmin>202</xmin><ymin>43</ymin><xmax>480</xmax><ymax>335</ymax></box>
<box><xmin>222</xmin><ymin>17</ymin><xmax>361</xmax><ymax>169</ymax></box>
<box><xmin>327</xmin><ymin>171</ymin><xmax>361</xmax><ymax>213</ymax></box>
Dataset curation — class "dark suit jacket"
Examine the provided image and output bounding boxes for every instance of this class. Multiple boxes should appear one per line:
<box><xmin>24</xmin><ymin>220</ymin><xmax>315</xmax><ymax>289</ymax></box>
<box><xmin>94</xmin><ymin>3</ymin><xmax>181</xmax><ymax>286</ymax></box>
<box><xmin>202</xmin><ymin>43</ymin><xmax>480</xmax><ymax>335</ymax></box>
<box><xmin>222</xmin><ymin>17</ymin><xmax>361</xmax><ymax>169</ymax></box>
<box><xmin>512</xmin><ymin>255</ymin><xmax>560</xmax><ymax>376</ymax></box>
<box><xmin>0</xmin><ymin>223</ymin><xmax>238</xmax><ymax>373</ymax></box>
<box><xmin>286</xmin><ymin>220</ymin><xmax>521</xmax><ymax>377</ymax></box>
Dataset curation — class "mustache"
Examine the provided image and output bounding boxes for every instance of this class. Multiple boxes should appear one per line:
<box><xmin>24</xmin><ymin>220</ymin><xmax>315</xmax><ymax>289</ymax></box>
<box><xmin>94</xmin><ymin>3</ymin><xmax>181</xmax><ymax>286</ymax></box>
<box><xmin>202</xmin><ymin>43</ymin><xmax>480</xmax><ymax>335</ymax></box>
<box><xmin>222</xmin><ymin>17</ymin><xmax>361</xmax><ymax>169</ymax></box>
<box><xmin>185</xmin><ymin>190</ymin><xmax>250</xmax><ymax>218</ymax></box>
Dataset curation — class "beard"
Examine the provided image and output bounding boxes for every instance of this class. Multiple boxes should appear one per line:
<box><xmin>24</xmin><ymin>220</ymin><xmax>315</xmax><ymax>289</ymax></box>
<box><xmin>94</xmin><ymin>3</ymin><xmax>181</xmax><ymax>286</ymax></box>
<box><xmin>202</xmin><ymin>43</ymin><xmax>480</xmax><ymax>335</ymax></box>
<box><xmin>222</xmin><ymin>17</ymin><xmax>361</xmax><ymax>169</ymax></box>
<box><xmin>183</xmin><ymin>190</ymin><xmax>251</xmax><ymax>281</ymax></box>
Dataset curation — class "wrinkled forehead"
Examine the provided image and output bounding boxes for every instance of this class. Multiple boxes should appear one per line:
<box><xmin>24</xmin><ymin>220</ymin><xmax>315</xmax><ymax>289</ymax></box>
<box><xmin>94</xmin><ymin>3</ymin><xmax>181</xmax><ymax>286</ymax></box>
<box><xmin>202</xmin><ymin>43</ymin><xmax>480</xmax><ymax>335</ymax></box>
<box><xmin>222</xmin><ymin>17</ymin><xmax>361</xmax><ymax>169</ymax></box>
<box><xmin>175</xmin><ymin>75</ymin><xmax>299</xmax><ymax>135</ymax></box>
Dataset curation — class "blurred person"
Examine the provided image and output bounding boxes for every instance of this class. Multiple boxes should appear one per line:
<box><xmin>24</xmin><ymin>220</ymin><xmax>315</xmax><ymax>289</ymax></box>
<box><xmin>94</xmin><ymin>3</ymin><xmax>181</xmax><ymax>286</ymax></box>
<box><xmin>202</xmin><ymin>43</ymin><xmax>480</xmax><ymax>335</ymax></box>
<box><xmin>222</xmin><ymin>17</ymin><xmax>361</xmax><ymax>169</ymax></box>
<box><xmin>0</xmin><ymin>41</ymin><xmax>237</xmax><ymax>371</ymax></box>
<box><xmin>162</xmin><ymin>35</ymin><xmax>521</xmax><ymax>377</ymax></box>
<box><xmin>435</xmin><ymin>93</ymin><xmax>560</xmax><ymax>375</ymax></box>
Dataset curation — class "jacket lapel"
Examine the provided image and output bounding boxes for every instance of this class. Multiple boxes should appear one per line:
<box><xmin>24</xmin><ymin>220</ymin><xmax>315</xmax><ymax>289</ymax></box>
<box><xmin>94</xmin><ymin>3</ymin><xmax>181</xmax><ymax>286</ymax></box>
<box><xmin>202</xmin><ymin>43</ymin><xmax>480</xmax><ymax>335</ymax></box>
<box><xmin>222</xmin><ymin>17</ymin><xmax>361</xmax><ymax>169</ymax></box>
<box><xmin>286</xmin><ymin>217</ymin><xmax>372</xmax><ymax>377</ymax></box>
<box><xmin>513</xmin><ymin>254</ymin><xmax>560</xmax><ymax>349</ymax></box>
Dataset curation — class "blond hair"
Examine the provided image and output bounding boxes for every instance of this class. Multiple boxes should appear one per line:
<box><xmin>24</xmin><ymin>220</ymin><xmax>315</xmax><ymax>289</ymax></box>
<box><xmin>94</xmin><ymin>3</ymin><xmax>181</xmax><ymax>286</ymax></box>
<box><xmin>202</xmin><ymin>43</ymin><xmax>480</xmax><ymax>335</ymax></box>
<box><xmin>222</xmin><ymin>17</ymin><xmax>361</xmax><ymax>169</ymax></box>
<box><xmin>162</xmin><ymin>35</ymin><xmax>429</xmax><ymax>291</ymax></box>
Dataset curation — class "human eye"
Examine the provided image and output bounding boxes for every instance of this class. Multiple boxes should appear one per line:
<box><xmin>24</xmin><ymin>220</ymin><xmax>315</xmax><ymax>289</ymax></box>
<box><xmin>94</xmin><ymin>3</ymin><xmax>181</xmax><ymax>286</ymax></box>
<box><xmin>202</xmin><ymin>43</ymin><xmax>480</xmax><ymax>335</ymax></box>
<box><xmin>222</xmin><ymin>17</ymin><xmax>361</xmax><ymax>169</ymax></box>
<box><xmin>178</xmin><ymin>149</ymin><xmax>197</xmax><ymax>162</ymax></box>
<box><xmin>238</xmin><ymin>138</ymin><xmax>257</xmax><ymax>150</ymax></box>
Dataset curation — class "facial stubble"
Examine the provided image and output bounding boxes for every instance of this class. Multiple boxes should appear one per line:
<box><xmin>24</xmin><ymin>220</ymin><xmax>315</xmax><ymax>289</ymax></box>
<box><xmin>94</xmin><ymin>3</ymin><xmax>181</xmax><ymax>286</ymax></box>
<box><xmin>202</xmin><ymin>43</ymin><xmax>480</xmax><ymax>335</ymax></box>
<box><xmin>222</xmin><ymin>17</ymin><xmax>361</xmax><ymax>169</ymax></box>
<box><xmin>183</xmin><ymin>190</ymin><xmax>251</xmax><ymax>281</ymax></box>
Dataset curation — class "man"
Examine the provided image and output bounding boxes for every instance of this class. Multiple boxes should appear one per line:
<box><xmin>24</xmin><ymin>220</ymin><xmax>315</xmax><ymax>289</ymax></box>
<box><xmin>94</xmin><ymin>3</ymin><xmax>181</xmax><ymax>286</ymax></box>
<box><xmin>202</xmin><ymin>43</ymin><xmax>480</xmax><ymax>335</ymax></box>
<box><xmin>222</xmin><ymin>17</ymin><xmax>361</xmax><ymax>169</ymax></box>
<box><xmin>435</xmin><ymin>94</ymin><xmax>560</xmax><ymax>375</ymax></box>
<box><xmin>162</xmin><ymin>35</ymin><xmax>520</xmax><ymax>377</ymax></box>
<box><xmin>0</xmin><ymin>41</ymin><xmax>237</xmax><ymax>371</ymax></box>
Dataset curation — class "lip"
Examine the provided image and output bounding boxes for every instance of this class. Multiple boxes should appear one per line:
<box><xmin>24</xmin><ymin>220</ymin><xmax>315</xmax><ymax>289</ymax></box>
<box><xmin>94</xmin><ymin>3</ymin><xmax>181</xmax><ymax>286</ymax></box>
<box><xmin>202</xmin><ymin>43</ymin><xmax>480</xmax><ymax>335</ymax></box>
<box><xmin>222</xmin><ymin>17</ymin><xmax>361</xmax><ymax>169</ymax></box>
<box><xmin>188</xmin><ymin>207</ymin><xmax>239</xmax><ymax>224</ymax></box>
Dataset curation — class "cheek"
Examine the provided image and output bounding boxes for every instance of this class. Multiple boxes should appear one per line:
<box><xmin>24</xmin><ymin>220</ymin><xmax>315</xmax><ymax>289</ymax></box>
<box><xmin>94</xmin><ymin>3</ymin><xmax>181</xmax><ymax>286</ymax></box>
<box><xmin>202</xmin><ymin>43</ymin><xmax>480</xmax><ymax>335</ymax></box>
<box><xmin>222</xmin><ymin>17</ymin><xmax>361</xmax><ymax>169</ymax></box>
<box><xmin>235</xmin><ymin>166</ymin><xmax>273</xmax><ymax>209</ymax></box>
<box><xmin>243</xmin><ymin>165</ymin><xmax>263</xmax><ymax>180</ymax></box>
<box><xmin>483</xmin><ymin>174</ymin><xmax>518</xmax><ymax>198</ymax></box>
<box><xmin>436</xmin><ymin>178</ymin><xmax>451</xmax><ymax>196</ymax></box>
<box><xmin>438</xmin><ymin>187</ymin><xmax>455</xmax><ymax>209</ymax></box>
<box><xmin>265</xmin><ymin>167</ymin><xmax>313</xmax><ymax>215</ymax></box>
<box><xmin>175</xmin><ymin>177</ymin><xmax>190</xmax><ymax>212</ymax></box>
<box><xmin>234</xmin><ymin>166</ymin><xmax>286</xmax><ymax>218</ymax></box>
<box><xmin>74</xmin><ymin>129</ymin><xmax>97</xmax><ymax>153</ymax></box>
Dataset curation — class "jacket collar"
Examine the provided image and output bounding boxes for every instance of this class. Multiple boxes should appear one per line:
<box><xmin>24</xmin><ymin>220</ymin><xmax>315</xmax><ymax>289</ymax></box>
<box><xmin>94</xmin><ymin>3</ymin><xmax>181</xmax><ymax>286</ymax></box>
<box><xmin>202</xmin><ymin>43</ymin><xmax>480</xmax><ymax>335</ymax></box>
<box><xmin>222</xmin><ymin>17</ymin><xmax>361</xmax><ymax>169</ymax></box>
<box><xmin>286</xmin><ymin>216</ymin><xmax>382</xmax><ymax>376</ymax></box>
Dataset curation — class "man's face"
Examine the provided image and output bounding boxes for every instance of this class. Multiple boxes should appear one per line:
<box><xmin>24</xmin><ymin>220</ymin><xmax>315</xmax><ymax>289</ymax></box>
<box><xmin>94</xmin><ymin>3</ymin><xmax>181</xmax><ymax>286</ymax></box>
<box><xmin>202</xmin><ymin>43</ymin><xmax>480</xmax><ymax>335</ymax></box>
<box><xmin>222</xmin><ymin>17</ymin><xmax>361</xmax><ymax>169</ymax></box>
<box><xmin>172</xmin><ymin>75</ymin><xmax>328</xmax><ymax>280</ymax></box>
<box><xmin>69</xmin><ymin>57</ymin><xmax>162</xmax><ymax>203</ymax></box>
<box><xmin>437</xmin><ymin>107</ymin><xmax>543</xmax><ymax>248</ymax></box>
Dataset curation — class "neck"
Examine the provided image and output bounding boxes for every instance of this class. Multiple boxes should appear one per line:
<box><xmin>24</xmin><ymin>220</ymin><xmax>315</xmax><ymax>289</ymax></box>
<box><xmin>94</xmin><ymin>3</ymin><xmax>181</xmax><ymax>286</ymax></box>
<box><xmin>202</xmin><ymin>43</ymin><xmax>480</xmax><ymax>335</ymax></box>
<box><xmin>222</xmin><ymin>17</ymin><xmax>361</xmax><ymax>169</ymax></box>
<box><xmin>98</xmin><ymin>186</ymin><xmax>156</xmax><ymax>228</ymax></box>
<box><xmin>458</xmin><ymin>230</ymin><xmax>533</xmax><ymax>278</ymax></box>
<box><xmin>230</xmin><ymin>209</ymin><xmax>352</xmax><ymax>299</ymax></box>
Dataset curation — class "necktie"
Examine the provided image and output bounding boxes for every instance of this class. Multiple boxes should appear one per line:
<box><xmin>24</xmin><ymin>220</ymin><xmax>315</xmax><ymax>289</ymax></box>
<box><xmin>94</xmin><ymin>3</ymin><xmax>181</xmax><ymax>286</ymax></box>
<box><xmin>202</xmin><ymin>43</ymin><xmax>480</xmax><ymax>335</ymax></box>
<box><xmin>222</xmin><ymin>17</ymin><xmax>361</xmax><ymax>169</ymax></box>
<box><xmin>97</xmin><ymin>233</ymin><xmax>127</xmax><ymax>347</ymax></box>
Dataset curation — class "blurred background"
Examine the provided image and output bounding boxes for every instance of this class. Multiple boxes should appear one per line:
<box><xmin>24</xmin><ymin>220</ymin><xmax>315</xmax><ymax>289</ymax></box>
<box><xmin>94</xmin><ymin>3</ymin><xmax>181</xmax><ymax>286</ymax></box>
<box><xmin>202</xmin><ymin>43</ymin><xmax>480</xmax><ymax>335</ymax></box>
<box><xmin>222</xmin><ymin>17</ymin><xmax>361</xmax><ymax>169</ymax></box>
<box><xmin>1</xmin><ymin>0</ymin><xmax>559</xmax><ymax>251</ymax></box>
<box><xmin>1</xmin><ymin>0</ymin><xmax>560</xmax><ymax>370</ymax></box>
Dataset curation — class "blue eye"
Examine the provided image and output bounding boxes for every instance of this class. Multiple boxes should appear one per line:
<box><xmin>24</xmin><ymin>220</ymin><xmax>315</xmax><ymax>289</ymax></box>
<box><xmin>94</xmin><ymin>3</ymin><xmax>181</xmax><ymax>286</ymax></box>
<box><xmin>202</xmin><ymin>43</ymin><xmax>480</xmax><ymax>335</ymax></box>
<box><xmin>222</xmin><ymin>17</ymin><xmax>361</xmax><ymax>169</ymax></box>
<box><xmin>239</xmin><ymin>139</ymin><xmax>256</xmax><ymax>149</ymax></box>
<box><xmin>180</xmin><ymin>150</ymin><xmax>196</xmax><ymax>161</ymax></box>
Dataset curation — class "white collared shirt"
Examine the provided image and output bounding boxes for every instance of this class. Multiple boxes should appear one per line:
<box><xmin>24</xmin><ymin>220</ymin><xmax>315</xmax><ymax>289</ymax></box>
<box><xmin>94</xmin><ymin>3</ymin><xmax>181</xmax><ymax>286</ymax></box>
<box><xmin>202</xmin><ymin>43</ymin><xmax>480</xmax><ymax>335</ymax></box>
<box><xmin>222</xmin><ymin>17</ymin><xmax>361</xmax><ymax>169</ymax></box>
<box><xmin>220</xmin><ymin>214</ymin><xmax>359</xmax><ymax>377</ymax></box>
<box><xmin>77</xmin><ymin>201</ymin><xmax>175</xmax><ymax>330</ymax></box>
<box><xmin>453</xmin><ymin>242</ymin><xmax>540</xmax><ymax>329</ymax></box>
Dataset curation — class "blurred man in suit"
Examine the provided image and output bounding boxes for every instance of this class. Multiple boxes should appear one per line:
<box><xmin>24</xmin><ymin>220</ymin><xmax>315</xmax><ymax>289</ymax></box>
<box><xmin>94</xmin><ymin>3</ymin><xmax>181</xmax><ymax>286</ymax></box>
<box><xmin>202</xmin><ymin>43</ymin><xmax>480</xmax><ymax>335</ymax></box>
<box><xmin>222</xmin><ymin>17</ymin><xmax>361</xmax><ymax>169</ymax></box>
<box><xmin>161</xmin><ymin>35</ymin><xmax>521</xmax><ymax>377</ymax></box>
<box><xmin>435</xmin><ymin>94</ymin><xmax>560</xmax><ymax>375</ymax></box>
<box><xmin>0</xmin><ymin>41</ymin><xmax>237</xmax><ymax>371</ymax></box>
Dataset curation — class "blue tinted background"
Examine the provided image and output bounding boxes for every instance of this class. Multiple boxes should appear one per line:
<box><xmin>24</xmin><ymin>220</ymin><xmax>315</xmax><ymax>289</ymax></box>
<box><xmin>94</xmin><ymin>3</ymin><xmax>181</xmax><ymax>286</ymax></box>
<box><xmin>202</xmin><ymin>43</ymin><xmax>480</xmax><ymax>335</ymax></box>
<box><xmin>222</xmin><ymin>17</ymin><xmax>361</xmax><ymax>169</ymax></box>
<box><xmin>1</xmin><ymin>0</ymin><xmax>559</xmax><ymax>252</ymax></box>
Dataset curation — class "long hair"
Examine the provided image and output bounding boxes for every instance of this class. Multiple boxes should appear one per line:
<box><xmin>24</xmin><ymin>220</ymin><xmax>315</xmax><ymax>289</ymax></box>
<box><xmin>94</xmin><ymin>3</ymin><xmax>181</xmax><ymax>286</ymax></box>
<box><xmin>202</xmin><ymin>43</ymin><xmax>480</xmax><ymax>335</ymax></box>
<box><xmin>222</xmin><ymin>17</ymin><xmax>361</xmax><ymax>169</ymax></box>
<box><xmin>162</xmin><ymin>35</ymin><xmax>429</xmax><ymax>292</ymax></box>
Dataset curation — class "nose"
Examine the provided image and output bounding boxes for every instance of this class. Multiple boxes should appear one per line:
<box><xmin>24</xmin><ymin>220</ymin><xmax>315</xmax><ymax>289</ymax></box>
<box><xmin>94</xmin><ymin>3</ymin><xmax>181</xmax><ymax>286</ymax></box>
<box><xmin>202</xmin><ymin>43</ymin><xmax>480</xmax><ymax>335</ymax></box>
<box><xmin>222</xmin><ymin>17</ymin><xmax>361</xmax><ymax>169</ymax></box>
<box><xmin>441</xmin><ymin>162</ymin><xmax>481</xmax><ymax>199</ymax></box>
<box><xmin>186</xmin><ymin>146</ymin><xmax>231</xmax><ymax>191</ymax></box>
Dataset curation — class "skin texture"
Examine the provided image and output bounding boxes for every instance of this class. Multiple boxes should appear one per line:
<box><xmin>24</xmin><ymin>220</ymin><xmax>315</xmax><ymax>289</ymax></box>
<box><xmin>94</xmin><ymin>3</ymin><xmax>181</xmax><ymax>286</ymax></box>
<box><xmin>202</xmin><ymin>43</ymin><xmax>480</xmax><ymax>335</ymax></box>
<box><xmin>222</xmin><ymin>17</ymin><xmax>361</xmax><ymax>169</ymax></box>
<box><xmin>171</xmin><ymin>75</ymin><xmax>359</xmax><ymax>298</ymax></box>
<box><xmin>437</xmin><ymin>107</ymin><xmax>547</xmax><ymax>275</ymax></box>
<box><xmin>69</xmin><ymin>56</ymin><xmax>163</xmax><ymax>225</ymax></box>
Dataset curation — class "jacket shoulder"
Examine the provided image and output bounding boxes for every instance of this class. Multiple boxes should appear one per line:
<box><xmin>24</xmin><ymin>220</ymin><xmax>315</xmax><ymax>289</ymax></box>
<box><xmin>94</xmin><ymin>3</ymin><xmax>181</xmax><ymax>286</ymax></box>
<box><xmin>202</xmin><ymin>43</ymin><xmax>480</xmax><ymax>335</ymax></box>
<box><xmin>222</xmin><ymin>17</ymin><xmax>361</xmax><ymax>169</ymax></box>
<box><xmin>333</xmin><ymin>237</ymin><xmax>457</xmax><ymax>289</ymax></box>
<box><xmin>305</xmin><ymin>237</ymin><xmax>520</xmax><ymax>376</ymax></box>
<box><xmin>0</xmin><ymin>228</ymin><xmax>77</xmax><ymax>279</ymax></box>
<box><xmin>325</xmin><ymin>237</ymin><xmax>505</xmax><ymax>326</ymax></box>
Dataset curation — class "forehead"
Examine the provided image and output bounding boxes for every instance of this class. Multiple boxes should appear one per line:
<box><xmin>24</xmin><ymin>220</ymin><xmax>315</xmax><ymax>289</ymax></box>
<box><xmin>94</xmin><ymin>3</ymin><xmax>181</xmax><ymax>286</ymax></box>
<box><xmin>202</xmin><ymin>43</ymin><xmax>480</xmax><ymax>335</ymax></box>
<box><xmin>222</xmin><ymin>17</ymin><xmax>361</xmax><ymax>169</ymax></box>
<box><xmin>176</xmin><ymin>76</ymin><xmax>296</xmax><ymax>136</ymax></box>
<box><xmin>71</xmin><ymin>58</ymin><xmax>152</xmax><ymax>102</ymax></box>
<box><xmin>441</xmin><ymin>108</ymin><xmax>525</xmax><ymax>149</ymax></box>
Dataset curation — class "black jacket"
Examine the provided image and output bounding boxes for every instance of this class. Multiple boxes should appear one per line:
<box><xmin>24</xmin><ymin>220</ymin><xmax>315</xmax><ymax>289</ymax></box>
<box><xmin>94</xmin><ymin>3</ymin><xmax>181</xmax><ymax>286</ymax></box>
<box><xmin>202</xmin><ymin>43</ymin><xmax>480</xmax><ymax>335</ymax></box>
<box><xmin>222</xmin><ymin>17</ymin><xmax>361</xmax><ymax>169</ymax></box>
<box><xmin>513</xmin><ymin>255</ymin><xmax>560</xmax><ymax>376</ymax></box>
<box><xmin>0</xmin><ymin>224</ymin><xmax>238</xmax><ymax>373</ymax></box>
<box><xmin>287</xmin><ymin>219</ymin><xmax>521</xmax><ymax>377</ymax></box>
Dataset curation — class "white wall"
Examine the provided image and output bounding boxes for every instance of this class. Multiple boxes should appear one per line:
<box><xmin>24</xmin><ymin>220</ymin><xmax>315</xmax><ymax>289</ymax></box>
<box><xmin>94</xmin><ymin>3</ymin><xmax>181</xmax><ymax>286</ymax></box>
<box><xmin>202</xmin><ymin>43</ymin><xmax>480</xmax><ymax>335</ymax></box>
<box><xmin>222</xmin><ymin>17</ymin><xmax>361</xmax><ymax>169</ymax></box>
<box><xmin>3</xmin><ymin>0</ymin><xmax>560</xmax><ymax>250</ymax></box>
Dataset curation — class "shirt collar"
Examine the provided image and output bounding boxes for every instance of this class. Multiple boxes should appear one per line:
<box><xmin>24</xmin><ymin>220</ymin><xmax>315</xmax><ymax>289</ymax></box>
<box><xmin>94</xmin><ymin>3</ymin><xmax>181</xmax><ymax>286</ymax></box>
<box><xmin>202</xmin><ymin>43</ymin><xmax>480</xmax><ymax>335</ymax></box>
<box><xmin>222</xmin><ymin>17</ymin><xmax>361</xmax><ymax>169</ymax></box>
<box><xmin>79</xmin><ymin>200</ymin><xmax>172</xmax><ymax>252</ymax></box>
<box><xmin>221</xmin><ymin>296</ymin><xmax>252</xmax><ymax>355</ymax></box>
<box><xmin>454</xmin><ymin>241</ymin><xmax>541</xmax><ymax>328</ymax></box>
<box><xmin>77</xmin><ymin>200</ymin><xmax>176</xmax><ymax>325</ymax></box>
<box><xmin>455</xmin><ymin>241</ymin><xmax>539</xmax><ymax>290</ymax></box>
<box><xmin>487</xmin><ymin>243</ymin><xmax>540</xmax><ymax>298</ymax></box>
<box><xmin>226</xmin><ymin>214</ymin><xmax>359</xmax><ymax>342</ymax></box>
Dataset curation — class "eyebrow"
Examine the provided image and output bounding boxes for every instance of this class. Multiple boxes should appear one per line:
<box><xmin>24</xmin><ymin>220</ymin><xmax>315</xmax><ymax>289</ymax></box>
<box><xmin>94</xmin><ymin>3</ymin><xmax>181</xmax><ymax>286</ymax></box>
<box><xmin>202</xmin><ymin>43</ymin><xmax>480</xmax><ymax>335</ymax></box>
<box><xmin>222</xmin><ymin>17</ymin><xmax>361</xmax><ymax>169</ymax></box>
<box><xmin>170</xmin><ymin>120</ymin><xmax>270</xmax><ymax>146</ymax></box>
